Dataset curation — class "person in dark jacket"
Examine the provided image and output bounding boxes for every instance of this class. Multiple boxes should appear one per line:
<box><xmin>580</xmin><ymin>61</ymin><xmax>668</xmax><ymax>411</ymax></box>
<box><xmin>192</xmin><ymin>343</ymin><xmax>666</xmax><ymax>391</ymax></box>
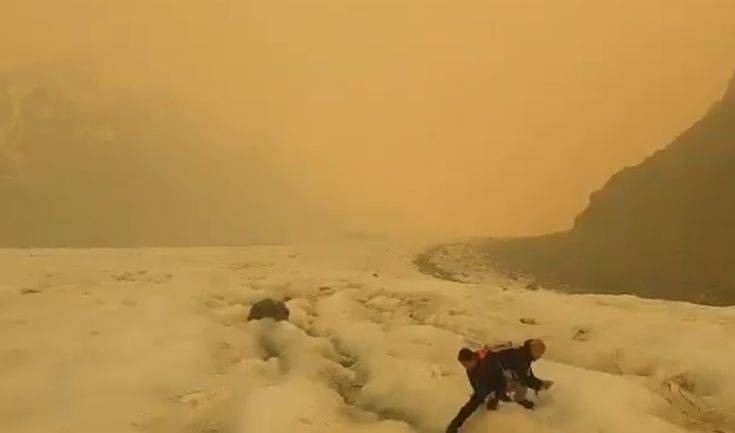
<box><xmin>445</xmin><ymin>339</ymin><xmax>553</xmax><ymax>433</ymax></box>
<box><xmin>493</xmin><ymin>339</ymin><xmax>553</xmax><ymax>409</ymax></box>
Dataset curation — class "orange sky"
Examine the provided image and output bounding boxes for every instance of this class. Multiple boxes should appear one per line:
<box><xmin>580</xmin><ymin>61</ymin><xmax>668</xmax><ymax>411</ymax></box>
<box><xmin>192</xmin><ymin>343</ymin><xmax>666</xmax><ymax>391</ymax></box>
<box><xmin>2</xmin><ymin>0</ymin><xmax>735</xmax><ymax>239</ymax></box>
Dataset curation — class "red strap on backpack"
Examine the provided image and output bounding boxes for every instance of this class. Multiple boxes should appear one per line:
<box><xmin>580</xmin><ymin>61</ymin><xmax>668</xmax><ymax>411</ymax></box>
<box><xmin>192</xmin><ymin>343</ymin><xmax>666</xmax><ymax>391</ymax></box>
<box><xmin>475</xmin><ymin>347</ymin><xmax>491</xmax><ymax>361</ymax></box>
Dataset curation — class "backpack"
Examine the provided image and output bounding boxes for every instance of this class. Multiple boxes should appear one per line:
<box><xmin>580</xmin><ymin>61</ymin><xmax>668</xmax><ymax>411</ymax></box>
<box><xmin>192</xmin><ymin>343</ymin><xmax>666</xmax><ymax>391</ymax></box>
<box><xmin>475</xmin><ymin>341</ymin><xmax>520</xmax><ymax>385</ymax></box>
<box><xmin>474</xmin><ymin>341</ymin><xmax>513</xmax><ymax>360</ymax></box>
<box><xmin>485</xmin><ymin>340</ymin><xmax>514</xmax><ymax>352</ymax></box>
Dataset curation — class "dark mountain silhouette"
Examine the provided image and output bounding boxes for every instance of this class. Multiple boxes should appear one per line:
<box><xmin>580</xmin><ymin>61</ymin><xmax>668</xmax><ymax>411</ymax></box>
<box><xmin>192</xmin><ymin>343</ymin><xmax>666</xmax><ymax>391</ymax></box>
<box><xmin>481</xmin><ymin>71</ymin><xmax>735</xmax><ymax>305</ymax></box>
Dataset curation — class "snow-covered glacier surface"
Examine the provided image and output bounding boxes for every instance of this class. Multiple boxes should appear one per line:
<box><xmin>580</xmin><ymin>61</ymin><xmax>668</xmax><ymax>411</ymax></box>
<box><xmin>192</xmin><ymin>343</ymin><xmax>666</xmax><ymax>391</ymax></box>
<box><xmin>1</xmin><ymin>242</ymin><xmax>733</xmax><ymax>433</ymax></box>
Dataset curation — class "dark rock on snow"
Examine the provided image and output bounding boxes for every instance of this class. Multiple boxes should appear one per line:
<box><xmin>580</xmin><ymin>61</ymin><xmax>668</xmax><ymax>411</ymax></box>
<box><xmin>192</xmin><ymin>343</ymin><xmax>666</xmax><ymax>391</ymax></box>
<box><xmin>247</xmin><ymin>299</ymin><xmax>290</xmax><ymax>321</ymax></box>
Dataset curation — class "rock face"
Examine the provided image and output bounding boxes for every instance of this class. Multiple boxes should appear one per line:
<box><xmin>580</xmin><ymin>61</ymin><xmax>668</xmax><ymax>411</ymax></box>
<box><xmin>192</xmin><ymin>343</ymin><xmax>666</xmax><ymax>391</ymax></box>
<box><xmin>483</xmin><ymin>71</ymin><xmax>735</xmax><ymax>305</ymax></box>
<box><xmin>247</xmin><ymin>299</ymin><xmax>290</xmax><ymax>321</ymax></box>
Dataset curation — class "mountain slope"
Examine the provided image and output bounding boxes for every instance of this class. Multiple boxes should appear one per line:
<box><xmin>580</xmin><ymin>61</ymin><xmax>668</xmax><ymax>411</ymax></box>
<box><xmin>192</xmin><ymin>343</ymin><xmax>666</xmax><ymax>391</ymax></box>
<box><xmin>479</xmin><ymin>71</ymin><xmax>735</xmax><ymax>305</ymax></box>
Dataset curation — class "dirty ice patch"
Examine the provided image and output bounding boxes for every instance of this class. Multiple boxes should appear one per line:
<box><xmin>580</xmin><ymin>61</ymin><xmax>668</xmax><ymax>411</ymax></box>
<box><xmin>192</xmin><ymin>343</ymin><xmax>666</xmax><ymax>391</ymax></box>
<box><xmin>236</xmin><ymin>319</ymin><xmax>416</xmax><ymax>433</ymax></box>
<box><xmin>310</xmin><ymin>290</ymin><xmax>472</xmax><ymax>431</ymax></box>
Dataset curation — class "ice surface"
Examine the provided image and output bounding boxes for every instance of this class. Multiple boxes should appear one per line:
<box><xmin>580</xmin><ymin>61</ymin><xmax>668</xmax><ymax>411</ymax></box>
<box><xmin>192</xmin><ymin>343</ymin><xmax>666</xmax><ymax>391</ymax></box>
<box><xmin>0</xmin><ymin>243</ymin><xmax>733</xmax><ymax>433</ymax></box>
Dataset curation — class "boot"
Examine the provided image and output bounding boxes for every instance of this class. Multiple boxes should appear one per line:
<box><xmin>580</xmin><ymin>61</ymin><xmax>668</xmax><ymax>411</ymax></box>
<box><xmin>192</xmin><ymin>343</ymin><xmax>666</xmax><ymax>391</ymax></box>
<box><xmin>517</xmin><ymin>400</ymin><xmax>535</xmax><ymax>410</ymax></box>
<box><xmin>486</xmin><ymin>398</ymin><xmax>499</xmax><ymax>411</ymax></box>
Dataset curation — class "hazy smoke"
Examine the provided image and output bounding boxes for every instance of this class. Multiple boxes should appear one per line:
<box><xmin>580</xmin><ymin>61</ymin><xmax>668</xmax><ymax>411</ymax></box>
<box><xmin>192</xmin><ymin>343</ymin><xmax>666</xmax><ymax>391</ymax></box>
<box><xmin>1</xmin><ymin>1</ymin><xmax>735</xmax><ymax>245</ymax></box>
<box><xmin>0</xmin><ymin>69</ymin><xmax>331</xmax><ymax>246</ymax></box>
